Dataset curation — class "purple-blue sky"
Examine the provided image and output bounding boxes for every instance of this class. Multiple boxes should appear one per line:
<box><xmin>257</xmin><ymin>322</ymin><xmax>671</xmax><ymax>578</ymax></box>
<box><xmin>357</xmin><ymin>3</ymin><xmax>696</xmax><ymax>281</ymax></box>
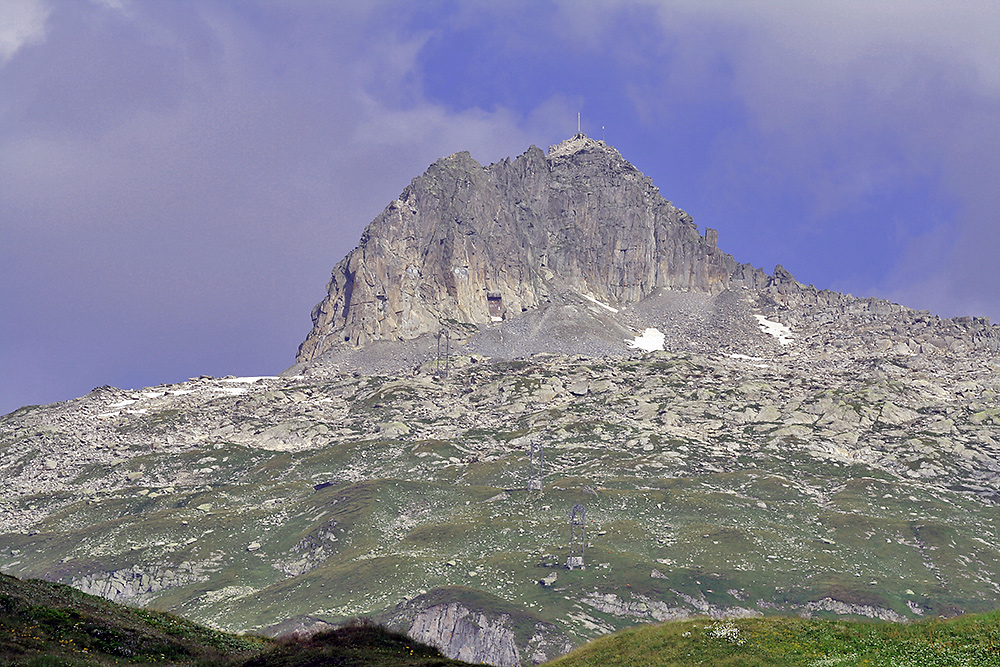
<box><xmin>3</xmin><ymin>1</ymin><xmax>1000</xmax><ymax>415</ymax></box>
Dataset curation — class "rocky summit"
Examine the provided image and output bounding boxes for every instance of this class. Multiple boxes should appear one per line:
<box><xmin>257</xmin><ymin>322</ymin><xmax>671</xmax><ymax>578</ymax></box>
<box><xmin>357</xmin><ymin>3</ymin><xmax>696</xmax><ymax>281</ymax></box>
<box><xmin>296</xmin><ymin>134</ymin><xmax>761</xmax><ymax>360</ymax></box>
<box><xmin>2</xmin><ymin>136</ymin><xmax>1000</xmax><ymax>667</ymax></box>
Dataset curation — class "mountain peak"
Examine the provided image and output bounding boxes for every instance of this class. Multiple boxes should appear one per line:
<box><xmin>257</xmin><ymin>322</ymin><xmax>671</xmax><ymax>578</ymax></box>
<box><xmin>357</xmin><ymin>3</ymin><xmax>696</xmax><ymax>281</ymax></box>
<box><xmin>546</xmin><ymin>132</ymin><xmax>614</xmax><ymax>159</ymax></box>
<box><xmin>294</xmin><ymin>137</ymin><xmax>1000</xmax><ymax>369</ymax></box>
<box><xmin>296</xmin><ymin>136</ymin><xmax>745</xmax><ymax>362</ymax></box>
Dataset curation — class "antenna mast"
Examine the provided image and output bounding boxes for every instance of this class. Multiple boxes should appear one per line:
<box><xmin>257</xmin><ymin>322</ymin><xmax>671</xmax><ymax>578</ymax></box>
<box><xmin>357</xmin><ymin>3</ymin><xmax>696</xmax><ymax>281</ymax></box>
<box><xmin>436</xmin><ymin>328</ymin><xmax>451</xmax><ymax>377</ymax></box>
<box><xmin>567</xmin><ymin>503</ymin><xmax>586</xmax><ymax>570</ymax></box>
<box><xmin>577</xmin><ymin>112</ymin><xmax>581</xmax><ymax>134</ymax></box>
<box><xmin>527</xmin><ymin>441</ymin><xmax>543</xmax><ymax>491</ymax></box>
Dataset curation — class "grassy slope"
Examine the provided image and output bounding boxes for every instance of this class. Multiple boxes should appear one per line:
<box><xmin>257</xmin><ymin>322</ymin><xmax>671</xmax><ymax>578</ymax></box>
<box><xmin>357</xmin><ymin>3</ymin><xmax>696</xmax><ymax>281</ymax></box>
<box><xmin>547</xmin><ymin>611</ymin><xmax>1000</xmax><ymax>667</ymax></box>
<box><xmin>0</xmin><ymin>574</ymin><xmax>472</xmax><ymax>667</ymax></box>
<box><xmin>4</xmin><ymin>352</ymin><xmax>1000</xmax><ymax>651</ymax></box>
<box><xmin>0</xmin><ymin>572</ymin><xmax>267</xmax><ymax>666</ymax></box>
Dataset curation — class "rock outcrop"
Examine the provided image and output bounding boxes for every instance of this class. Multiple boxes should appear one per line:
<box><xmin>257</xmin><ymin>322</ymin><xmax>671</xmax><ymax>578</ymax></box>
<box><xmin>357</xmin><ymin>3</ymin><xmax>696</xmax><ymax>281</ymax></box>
<box><xmin>407</xmin><ymin>602</ymin><xmax>520</xmax><ymax>666</ymax></box>
<box><xmin>298</xmin><ymin>134</ymin><xmax>763</xmax><ymax>361</ymax></box>
<box><xmin>69</xmin><ymin>562</ymin><xmax>213</xmax><ymax>605</ymax></box>
<box><xmin>377</xmin><ymin>588</ymin><xmax>571</xmax><ymax>666</ymax></box>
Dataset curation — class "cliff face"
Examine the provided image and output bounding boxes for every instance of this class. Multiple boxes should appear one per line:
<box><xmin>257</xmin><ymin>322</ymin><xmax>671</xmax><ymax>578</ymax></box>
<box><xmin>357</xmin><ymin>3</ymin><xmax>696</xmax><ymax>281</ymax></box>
<box><xmin>407</xmin><ymin>603</ymin><xmax>520</xmax><ymax>667</ymax></box>
<box><xmin>297</xmin><ymin>134</ymin><xmax>755</xmax><ymax>362</ymax></box>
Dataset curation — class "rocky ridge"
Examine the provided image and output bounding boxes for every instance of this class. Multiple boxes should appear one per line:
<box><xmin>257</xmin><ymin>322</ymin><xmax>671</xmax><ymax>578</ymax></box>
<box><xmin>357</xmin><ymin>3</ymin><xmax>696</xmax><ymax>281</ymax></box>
<box><xmin>295</xmin><ymin>134</ymin><xmax>998</xmax><ymax>374</ymax></box>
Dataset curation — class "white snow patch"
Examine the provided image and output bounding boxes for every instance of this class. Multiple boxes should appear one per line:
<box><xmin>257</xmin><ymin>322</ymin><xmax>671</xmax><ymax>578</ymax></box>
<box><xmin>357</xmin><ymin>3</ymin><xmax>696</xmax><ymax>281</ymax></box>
<box><xmin>726</xmin><ymin>354</ymin><xmax>761</xmax><ymax>361</ymax></box>
<box><xmin>168</xmin><ymin>389</ymin><xmax>195</xmax><ymax>396</ymax></box>
<box><xmin>219</xmin><ymin>376</ymin><xmax>278</xmax><ymax>383</ymax></box>
<box><xmin>490</xmin><ymin>316</ymin><xmax>503</xmax><ymax>322</ymax></box>
<box><xmin>628</xmin><ymin>328</ymin><xmax>665</xmax><ymax>352</ymax></box>
<box><xmin>140</xmin><ymin>391</ymin><xmax>165</xmax><ymax>399</ymax></box>
<box><xmin>754</xmin><ymin>315</ymin><xmax>794</xmax><ymax>345</ymax></box>
<box><xmin>581</xmin><ymin>293</ymin><xmax>619</xmax><ymax>313</ymax></box>
<box><xmin>726</xmin><ymin>353</ymin><xmax>771</xmax><ymax>369</ymax></box>
<box><xmin>216</xmin><ymin>387</ymin><xmax>249</xmax><ymax>396</ymax></box>
<box><xmin>108</xmin><ymin>400</ymin><xmax>136</xmax><ymax>409</ymax></box>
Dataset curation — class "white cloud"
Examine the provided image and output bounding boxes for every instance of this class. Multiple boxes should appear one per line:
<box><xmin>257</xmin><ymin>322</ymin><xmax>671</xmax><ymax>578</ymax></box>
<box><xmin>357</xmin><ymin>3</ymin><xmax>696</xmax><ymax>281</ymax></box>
<box><xmin>552</xmin><ymin>0</ymin><xmax>1000</xmax><ymax>320</ymax></box>
<box><xmin>0</xmin><ymin>1</ymin><xmax>580</xmax><ymax>414</ymax></box>
<box><xmin>0</xmin><ymin>0</ymin><xmax>50</xmax><ymax>64</ymax></box>
<box><xmin>556</xmin><ymin>1</ymin><xmax>1000</xmax><ymax>93</ymax></box>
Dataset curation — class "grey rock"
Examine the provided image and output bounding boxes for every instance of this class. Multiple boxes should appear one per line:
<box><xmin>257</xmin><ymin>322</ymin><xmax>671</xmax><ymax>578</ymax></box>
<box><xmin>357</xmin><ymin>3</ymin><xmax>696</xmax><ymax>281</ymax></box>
<box><xmin>298</xmin><ymin>135</ymin><xmax>761</xmax><ymax>361</ymax></box>
<box><xmin>407</xmin><ymin>603</ymin><xmax>520</xmax><ymax>667</ymax></box>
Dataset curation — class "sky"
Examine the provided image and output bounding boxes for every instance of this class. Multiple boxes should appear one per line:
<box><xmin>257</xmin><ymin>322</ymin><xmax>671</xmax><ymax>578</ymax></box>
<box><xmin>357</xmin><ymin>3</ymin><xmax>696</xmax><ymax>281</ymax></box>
<box><xmin>2</xmin><ymin>0</ymin><xmax>1000</xmax><ymax>415</ymax></box>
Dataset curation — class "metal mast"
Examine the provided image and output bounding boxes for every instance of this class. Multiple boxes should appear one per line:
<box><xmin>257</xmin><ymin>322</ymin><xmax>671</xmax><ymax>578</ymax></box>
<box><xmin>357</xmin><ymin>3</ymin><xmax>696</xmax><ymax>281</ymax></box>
<box><xmin>567</xmin><ymin>503</ymin><xmax>586</xmax><ymax>569</ymax></box>
<box><xmin>436</xmin><ymin>328</ymin><xmax>451</xmax><ymax>377</ymax></box>
<box><xmin>527</xmin><ymin>441</ymin><xmax>543</xmax><ymax>491</ymax></box>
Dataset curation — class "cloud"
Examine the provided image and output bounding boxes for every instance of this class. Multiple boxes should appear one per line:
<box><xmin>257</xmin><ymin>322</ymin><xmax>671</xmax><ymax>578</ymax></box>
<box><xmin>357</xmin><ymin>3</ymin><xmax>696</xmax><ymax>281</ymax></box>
<box><xmin>0</xmin><ymin>0</ymin><xmax>50</xmax><ymax>64</ymax></box>
<box><xmin>0</xmin><ymin>1</ymin><xmax>570</xmax><ymax>414</ymax></box>
<box><xmin>699</xmin><ymin>1</ymin><xmax>1000</xmax><ymax>320</ymax></box>
<box><xmin>549</xmin><ymin>0</ymin><xmax>1000</xmax><ymax>320</ymax></box>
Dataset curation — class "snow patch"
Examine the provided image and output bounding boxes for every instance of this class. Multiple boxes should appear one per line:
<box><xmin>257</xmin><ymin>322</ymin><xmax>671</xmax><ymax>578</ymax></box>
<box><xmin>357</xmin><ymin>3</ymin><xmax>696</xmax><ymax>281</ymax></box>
<box><xmin>628</xmin><ymin>328</ymin><xmax>665</xmax><ymax>352</ymax></box>
<box><xmin>219</xmin><ymin>376</ymin><xmax>278</xmax><ymax>383</ymax></box>
<box><xmin>754</xmin><ymin>315</ymin><xmax>794</xmax><ymax>345</ymax></box>
<box><xmin>726</xmin><ymin>353</ymin><xmax>771</xmax><ymax>369</ymax></box>
<box><xmin>108</xmin><ymin>400</ymin><xmax>136</xmax><ymax>409</ymax></box>
<box><xmin>581</xmin><ymin>293</ymin><xmax>619</xmax><ymax>313</ymax></box>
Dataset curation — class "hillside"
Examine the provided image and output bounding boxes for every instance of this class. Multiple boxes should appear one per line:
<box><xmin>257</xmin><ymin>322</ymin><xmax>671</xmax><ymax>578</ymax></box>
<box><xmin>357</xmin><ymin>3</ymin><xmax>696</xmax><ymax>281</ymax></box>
<box><xmin>0</xmin><ymin>572</ymin><xmax>472</xmax><ymax>667</ymax></box>
<box><xmin>0</xmin><ymin>571</ymin><xmax>265</xmax><ymax>665</ymax></box>
<box><xmin>2</xmin><ymin>135</ymin><xmax>999</xmax><ymax>665</ymax></box>
<box><xmin>5</xmin><ymin>568</ymin><xmax>997</xmax><ymax>667</ymax></box>
<box><xmin>547</xmin><ymin>610</ymin><xmax>1000</xmax><ymax>667</ymax></box>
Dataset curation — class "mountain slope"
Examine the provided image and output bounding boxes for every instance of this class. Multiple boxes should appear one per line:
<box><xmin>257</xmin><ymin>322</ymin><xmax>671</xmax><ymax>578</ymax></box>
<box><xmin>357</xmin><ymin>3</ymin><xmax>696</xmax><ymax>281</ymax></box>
<box><xmin>2</xmin><ymin>136</ymin><xmax>1000</xmax><ymax>666</ymax></box>
<box><xmin>3</xmin><ymin>348</ymin><xmax>999</xmax><ymax>663</ymax></box>
<box><xmin>0</xmin><ymin>572</ymin><xmax>474</xmax><ymax>667</ymax></box>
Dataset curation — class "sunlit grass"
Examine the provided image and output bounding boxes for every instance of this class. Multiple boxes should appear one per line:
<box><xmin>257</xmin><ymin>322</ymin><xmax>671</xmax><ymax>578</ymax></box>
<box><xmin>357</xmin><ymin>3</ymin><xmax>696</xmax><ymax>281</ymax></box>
<box><xmin>547</xmin><ymin>611</ymin><xmax>1000</xmax><ymax>667</ymax></box>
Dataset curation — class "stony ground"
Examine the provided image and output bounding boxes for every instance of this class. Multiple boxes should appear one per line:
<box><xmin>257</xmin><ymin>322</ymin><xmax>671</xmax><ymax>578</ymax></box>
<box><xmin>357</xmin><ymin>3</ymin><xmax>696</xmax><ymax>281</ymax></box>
<box><xmin>1</xmin><ymin>286</ymin><xmax>999</xmax><ymax>665</ymax></box>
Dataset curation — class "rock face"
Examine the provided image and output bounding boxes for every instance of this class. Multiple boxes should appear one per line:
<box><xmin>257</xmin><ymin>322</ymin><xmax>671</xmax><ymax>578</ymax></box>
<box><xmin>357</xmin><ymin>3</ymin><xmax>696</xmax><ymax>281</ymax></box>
<box><xmin>407</xmin><ymin>603</ymin><xmax>520</xmax><ymax>667</ymax></box>
<box><xmin>69</xmin><ymin>562</ymin><xmax>212</xmax><ymax>605</ymax></box>
<box><xmin>297</xmin><ymin>134</ymin><xmax>761</xmax><ymax>361</ymax></box>
<box><xmin>297</xmin><ymin>133</ymin><xmax>1000</xmax><ymax>368</ymax></box>
<box><xmin>380</xmin><ymin>589</ymin><xmax>572</xmax><ymax>666</ymax></box>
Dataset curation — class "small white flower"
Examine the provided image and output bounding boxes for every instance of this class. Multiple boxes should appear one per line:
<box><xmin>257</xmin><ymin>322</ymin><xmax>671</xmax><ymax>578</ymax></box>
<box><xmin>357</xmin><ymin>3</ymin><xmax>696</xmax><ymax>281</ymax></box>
<box><xmin>708</xmin><ymin>621</ymin><xmax>744</xmax><ymax>645</ymax></box>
